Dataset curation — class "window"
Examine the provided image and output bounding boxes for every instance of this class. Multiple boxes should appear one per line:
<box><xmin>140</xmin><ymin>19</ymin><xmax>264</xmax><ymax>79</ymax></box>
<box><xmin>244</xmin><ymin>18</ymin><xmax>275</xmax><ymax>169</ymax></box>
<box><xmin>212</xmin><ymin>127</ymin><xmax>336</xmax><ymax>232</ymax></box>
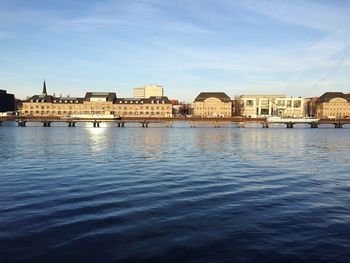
<box><xmin>246</xmin><ymin>100</ymin><xmax>254</xmax><ymax>107</ymax></box>
<box><xmin>294</xmin><ymin>100</ymin><xmax>301</xmax><ymax>108</ymax></box>
<box><xmin>277</xmin><ymin>100</ymin><xmax>285</xmax><ymax>107</ymax></box>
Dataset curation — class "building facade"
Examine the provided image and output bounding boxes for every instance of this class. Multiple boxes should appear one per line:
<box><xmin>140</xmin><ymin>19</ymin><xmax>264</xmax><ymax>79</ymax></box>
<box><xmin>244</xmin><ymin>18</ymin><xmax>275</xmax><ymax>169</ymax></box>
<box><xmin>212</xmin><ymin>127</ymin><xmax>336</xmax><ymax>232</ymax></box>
<box><xmin>193</xmin><ymin>92</ymin><xmax>232</xmax><ymax>117</ymax></box>
<box><xmin>315</xmin><ymin>92</ymin><xmax>350</xmax><ymax>118</ymax></box>
<box><xmin>21</xmin><ymin>82</ymin><xmax>172</xmax><ymax>118</ymax></box>
<box><xmin>274</xmin><ymin>97</ymin><xmax>304</xmax><ymax>117</ymax></box>
<box><xmin>133</xmin><ymin>84</ymin><xmax>164</xmax><ymax>99</ymax></box>
<box><xmin>0</xmin><ymin>89</ymin><xmax>15</xmax><ymax>112</ymax></box>
<box><xmin>240</xmin><ymin>95</ymin><xmax>304</xmax><ymax>118</ymax></box>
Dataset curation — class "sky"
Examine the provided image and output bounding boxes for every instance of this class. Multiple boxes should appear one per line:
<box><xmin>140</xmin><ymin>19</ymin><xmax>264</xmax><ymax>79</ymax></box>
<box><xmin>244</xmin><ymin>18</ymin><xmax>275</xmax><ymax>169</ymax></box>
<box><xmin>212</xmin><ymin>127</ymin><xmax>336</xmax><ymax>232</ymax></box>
<box><xmin>1</xmin><ymin>0</ymin><xmax>350</xmax><ymax>102</ymax></box>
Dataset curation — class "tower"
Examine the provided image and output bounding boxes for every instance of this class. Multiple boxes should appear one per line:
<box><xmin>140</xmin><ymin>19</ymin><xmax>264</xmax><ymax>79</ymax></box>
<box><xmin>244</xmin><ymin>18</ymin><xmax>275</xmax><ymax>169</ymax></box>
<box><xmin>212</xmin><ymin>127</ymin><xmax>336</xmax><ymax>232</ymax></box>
<box><xmin>42</xmin><ymin>80</ymin><xmax>47</xmax><ymax>96</ymax></box>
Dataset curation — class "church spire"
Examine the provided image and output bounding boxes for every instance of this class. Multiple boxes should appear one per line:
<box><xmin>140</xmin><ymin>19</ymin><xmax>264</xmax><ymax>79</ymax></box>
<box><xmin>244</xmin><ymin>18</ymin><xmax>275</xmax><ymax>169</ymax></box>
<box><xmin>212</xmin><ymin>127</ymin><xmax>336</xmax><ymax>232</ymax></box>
<box><xmin>42</xmin><ymin>80</ymin><xmax>47</xmax><ymax>95</ymax></box>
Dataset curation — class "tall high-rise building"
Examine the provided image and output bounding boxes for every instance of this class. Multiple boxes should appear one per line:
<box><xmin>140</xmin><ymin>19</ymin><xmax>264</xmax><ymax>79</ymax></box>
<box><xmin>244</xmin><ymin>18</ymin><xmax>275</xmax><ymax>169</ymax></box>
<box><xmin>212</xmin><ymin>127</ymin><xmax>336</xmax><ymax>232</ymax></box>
<box><xmin>133</xmin><ymin>85</ymin><xmax>164</xmax><ymax>99</ymax></box>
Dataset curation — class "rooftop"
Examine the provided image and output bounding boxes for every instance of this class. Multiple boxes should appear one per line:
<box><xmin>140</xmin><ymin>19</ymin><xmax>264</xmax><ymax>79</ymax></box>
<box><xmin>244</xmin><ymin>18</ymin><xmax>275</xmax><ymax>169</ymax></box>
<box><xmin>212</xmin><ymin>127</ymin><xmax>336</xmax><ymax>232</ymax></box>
<box><xmin>316</xmin><ymin>92</ymin><xmax>350</xmax><ymax>103</ymax></box>
<box><xmin>194</xmin><ymin>92</ymin><xmax>231</xmax><ymax>102</ymax></box>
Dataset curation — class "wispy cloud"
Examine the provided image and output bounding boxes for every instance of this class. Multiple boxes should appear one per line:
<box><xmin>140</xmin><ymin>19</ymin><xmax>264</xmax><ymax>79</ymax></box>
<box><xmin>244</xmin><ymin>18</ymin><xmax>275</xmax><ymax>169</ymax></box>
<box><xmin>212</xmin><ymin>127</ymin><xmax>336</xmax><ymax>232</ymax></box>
<box><xmin>1</xmin><ymin>0</ymin><xmax>350</xmax><ymax>100</ymax></box>
<box><xmin>230</xmin><ymin>0</ymin><xmax>350</xmax><ymax>32</ymax></box>
<box><xmin>55</xmin><ymin>0</ymin><xmax>209</xmax><ymax>34</ymax></box>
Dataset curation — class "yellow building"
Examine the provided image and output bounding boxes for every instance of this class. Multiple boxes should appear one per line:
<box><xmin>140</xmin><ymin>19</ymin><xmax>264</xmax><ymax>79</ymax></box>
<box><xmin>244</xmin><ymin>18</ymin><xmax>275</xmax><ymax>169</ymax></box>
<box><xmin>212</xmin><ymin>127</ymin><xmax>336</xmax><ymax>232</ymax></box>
<box><xmin>21</xmin><ymin>82</ymin><xmax>172</xmax><ymax>118</ymax></box>
<box><xmin>193</xmin><ymin>92</ymin><xmax>232</xmax><ymax>117</ymax></box>
<box><xmin>315</xmin><ymin>92</ymin><xmax>350</xmax><ymax>118</ymax></box>
<box><xmin>112</xmin><ymin>97</ymin><xmax>172</xmax><ymax>118</ymax></box>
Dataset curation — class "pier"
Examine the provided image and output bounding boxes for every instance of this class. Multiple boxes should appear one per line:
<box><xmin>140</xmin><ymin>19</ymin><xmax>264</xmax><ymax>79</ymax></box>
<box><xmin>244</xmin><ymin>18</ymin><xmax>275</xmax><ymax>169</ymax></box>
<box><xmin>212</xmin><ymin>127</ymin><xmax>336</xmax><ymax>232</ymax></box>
<box><xmin>0</xmin><ymin>116</ymin><xmax>350</xmax><ymax>128</ymax></box>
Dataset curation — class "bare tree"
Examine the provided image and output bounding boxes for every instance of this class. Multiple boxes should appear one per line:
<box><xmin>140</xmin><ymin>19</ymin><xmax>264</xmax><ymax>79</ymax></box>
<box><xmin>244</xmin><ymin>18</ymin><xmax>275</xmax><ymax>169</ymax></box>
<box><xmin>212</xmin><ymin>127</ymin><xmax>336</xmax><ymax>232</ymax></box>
<box><xmin>232</xmin><ymin>95</ymin><xmax>243</xmax><ymax>116</ymax></box>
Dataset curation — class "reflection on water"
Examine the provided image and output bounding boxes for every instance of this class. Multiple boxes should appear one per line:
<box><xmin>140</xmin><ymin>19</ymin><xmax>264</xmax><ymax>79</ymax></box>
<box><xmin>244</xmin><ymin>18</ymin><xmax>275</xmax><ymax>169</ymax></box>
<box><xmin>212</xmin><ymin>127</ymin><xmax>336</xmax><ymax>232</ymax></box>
<box><xmin>134</xmin><ymin>129</ymin><xmax>166</xmax><ymax>159</ymax></box>
<box><xmin>1</xmin><ymin>127</ymin><xmax>350</xmax><ymax>262</ymax></box>
<box><xmin>87</xmin><ymin>126</ymin><xmax>109</xmax><ymax>154</ymax></box>
<box><xmin>196</xmin><ymin>129</ymin><xmax>233</xmax><ymax>152</ymax></box>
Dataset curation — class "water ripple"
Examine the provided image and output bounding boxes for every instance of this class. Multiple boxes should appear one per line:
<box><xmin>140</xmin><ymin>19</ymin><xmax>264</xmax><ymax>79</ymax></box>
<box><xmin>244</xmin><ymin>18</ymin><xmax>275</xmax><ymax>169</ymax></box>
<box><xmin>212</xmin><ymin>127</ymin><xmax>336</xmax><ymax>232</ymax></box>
<box><xmin>1</xmin><ymin>127</ymin><xmax>350</xmax><ymax>262</ymax></box>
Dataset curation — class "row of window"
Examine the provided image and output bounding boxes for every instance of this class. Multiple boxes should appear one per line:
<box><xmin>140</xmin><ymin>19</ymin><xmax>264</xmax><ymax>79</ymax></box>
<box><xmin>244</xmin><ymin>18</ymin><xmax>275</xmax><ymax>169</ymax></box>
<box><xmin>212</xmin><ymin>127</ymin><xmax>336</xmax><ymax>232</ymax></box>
<box><xmin>195</xmin><ymin>107</ymin><xmax>231</xmax><ymax>110</ymax></box>
<box><xmin>30</xmin><ymin>99</ymin><xmax>169</xmax><ymax>104</ymax></box>
<box><xmin>23</xmin><ymin>111</ymin><xmax>172</xmax><ymax>116</ymax></box>
<box><xmin>23</xmin><ymin>105</ymin><xmax>171</xmax><ymax>110</ymax></box>
<box><xmin>322</xmin><ymin>106</ymin><xmax>350</xmax><ymax>110</ymax></box>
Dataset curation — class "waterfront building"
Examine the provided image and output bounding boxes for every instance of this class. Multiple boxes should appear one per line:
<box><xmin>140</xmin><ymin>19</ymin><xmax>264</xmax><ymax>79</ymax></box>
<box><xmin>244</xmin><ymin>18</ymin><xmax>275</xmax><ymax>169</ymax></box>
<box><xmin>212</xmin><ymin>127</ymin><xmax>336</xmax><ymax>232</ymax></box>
<box><xmin>0</xmin><ymin>89</ymin><xmax>15</xmax><ymax>112</ymax></box>
<box><xmin>133</xmin><ymin>84</ymin><xmax>164</xmax><ymax>99</ymax></box>
<box><xmin>113</xmin><ymin>97</ymin><xmax>172</xmax><ymax>117</ymax></box>
<box><xmin>240</xmin><ymin>95</ymin><xmax>304</xmax><ymax>118</ymax></box>
<box><xmin>274</xmin><ymin>97</ymin><xmax>304</xmax><ymax>117</ymax></box>
<box><xmin>21</xmin><ymin>82</ymin><xmax>172</xmax><ymax>118</ymax></box>
<box><xmin>315</xmin><ymin>92</ymin><xmax>350</xmax><ymax>118</ymax></box>
<box><xmin>193</xmin><ymin>92</ymin><xmax>232</xmax><ymax>117</ymax></box>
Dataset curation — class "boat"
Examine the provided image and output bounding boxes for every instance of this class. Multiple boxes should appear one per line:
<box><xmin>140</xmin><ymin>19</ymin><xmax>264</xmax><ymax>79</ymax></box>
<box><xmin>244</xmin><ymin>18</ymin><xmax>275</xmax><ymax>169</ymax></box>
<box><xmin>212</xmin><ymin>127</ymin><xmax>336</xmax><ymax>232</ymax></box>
<box><xmin>267</xmin><ymin>116</ymin><xmax>319</xmax><ymax>123</ymax></box>
<box><xmin>63</xmin><ymin>114</ymin><xmax>120</xmax><ymax>120</ymax></box>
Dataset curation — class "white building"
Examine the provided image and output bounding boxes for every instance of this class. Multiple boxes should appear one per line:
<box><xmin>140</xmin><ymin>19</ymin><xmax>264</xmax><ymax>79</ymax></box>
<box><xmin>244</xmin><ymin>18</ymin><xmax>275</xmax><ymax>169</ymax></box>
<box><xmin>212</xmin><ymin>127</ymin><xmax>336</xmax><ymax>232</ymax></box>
<box><xmin>240</xmin><ymin>94</ymin><xmax>304</xmax><ymax>118</ymax></box>
<box><xmin>133</xmin><ymin>85</ymin><xmax>164</xmax><ymax>99</ymax></box>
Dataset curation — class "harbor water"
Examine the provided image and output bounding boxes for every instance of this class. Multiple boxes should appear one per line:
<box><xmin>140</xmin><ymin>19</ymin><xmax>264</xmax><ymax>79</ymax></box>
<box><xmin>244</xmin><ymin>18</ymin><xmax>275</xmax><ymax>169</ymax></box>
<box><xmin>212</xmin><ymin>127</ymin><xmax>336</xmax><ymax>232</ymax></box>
<box><xmin>1</xmin><ymin>124</ymin><xmax>350</xmax><ymax>262</ymax></box>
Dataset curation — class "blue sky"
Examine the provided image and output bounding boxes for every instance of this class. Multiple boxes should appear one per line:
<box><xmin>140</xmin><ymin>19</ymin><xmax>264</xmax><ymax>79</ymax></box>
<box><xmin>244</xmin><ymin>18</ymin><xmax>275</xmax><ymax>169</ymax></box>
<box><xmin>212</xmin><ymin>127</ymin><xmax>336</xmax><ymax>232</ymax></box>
<box><xmin>1</xmin><ymin>0</ymin><xmax>350</xmax><ymax>101</ymax></box>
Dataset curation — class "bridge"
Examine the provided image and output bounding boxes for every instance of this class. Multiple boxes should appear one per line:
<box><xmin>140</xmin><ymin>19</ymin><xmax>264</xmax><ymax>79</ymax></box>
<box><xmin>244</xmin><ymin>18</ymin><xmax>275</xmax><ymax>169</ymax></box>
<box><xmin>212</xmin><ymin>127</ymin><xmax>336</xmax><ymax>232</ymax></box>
<box><xmin>0</xmin><ymin>116</ymin><xmax>349</xmax><ymax>128</ymax></box>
